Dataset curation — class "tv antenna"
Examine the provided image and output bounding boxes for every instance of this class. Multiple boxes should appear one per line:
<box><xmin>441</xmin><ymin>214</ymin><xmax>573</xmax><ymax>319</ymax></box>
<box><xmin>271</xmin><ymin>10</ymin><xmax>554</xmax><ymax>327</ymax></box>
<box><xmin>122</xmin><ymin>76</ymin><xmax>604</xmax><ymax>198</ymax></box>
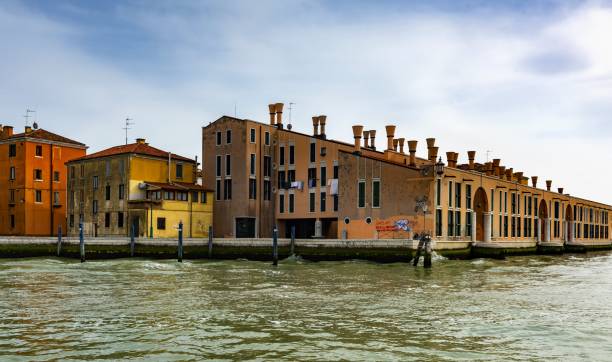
<box><xmin>123</xmin><ymin>117</ymin><xmax>135</xmax><ymax>144</ymax></box>
<box><xmin>24</xmin><ymin>109</ymin><xmax>36</xmax><ymax>127</ymax></box>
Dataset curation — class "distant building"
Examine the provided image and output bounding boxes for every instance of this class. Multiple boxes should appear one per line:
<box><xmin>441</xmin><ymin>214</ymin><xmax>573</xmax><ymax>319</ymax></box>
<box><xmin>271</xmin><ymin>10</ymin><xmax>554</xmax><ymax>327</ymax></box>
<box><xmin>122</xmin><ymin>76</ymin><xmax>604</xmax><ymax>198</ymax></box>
<box><xmin>66</xmin><ymin>138</ymin><xmax>213</xmax><ymax>238</ymax></box>
<box><xmin>0</xmin><ymin>124</ymin><xmax>87</xmax><ymax>236</ymax></box>
<box><xmin>202</xmin><ymin>103</ymin><xmax>611</xmax><ymax>244</ymax></box>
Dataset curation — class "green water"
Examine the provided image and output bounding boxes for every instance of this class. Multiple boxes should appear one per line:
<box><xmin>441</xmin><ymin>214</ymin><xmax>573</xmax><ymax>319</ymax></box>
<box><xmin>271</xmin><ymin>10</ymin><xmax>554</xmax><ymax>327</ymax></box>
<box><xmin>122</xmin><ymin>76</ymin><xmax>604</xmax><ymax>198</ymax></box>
<box><xmin>1</xmin><ymin>253</ymin><xmax>612</xmax><ymax>361</ymax></box>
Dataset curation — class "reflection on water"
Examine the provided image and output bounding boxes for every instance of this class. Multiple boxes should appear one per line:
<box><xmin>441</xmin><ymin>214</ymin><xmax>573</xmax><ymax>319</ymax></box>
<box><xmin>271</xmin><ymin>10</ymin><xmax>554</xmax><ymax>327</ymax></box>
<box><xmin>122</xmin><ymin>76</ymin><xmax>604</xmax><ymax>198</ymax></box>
<box><xmin>2</xmin><ymin>253</ymin><xmax>612</xmax><ymax>360</ymax></box>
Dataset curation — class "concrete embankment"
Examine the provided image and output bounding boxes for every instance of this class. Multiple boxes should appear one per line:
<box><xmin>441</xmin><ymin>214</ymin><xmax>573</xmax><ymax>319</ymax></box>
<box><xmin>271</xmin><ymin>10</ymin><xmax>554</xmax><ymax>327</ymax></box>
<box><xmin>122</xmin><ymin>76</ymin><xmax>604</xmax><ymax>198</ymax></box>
<box><xmin>0</xmin><ymin>237</ymin><xmax>611</xmax><ymax>262</ymax></box>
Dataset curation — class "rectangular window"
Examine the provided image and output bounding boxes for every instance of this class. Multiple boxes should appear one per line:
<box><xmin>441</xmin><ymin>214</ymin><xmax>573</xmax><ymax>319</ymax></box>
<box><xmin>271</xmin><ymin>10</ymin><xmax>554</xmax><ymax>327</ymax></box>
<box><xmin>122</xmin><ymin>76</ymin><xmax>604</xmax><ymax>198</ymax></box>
<box><xmin>9</xmin><ymin>167</ymin><xmax>15</xmax><ymax>180</ymax></box>
<box><xmin>436</xmin><ymin>209</ymin><xmax>443</xmax><ymax>236</ymax></box>
<box><xmin>279</xmin><ymin>146</ymin><xmax>285</xmax><ymax>165</ymax></box>
<box><xmin>35</xmin><ymin>190</ymin><xmax>42</xmax><ymax>203</ymax></box>
<box><xmin>176</xmin><ymin>163</ymin><xmax>183</xmax><ymax>178</ymax></box>
<box><xmin>504</xmin><ymin>215</ymin><xmax>508</xmax><ymax>237</ymax></box>
<box><xmin>320</xmin><ymin>166</ymin><xmax>327</xmax><ymax>187</ymax></box>
<box><xmin>511</xmin><ymin>194</ymin><xmax>516</xmax><ymax>214</ymax></box>
<box><xmin>53</xmin><ymin>191</ymin><xmax>60</xmax><ymax>205</ymax></box>
<box><xmin>308</xmin><ymin>168</ymin><xmax>317</xmax><ymax>188</ymax></box>
<box><xmin>34</xmin><ymin>169</ymin><xmax>43</xmax><ymax>180</ymax></box>
<box><xmin>119</xmin><ymin>184</ymin><xmax>125</xmax><ymax>200</ymax></box>
<box><xmin>10</xmin><ymin>215</ymin><xmax>15</xmax><ymax>228</ymax></box>
<box><xmin>436</xmin><ymin>179</ymin><xmax>441</xmax><ymax>207</ymax></box>
<box><xmin>9</xmin><ymin>189</ymin><xmax>15</xmax><ymax>203</ymax></box>
<box><xmin>448</xmin><ymin>210</ymin><xmax>454</xmax><ymax>237</ymax></box>
<box><xmin>466</xmin><ymin>212</ymin><xmax>472</xmax><ymax>236</ymax></box>
<box><xmin>278</xmin><ymin>171</ymin><xmax>286</xmax><ymax>189</ymax></box>
<box><xmin>105</xmin><ymin>185</ymin><xmax>111</xmax><ymax>200</ymax></box>
<box><xmin>216</xmin><ymin>131</ymin><xmax>222</xmax><ymax>146</ymax></box>
<box><xmin>504</xmin><ymin>192</ymin><xmax>508</xmax><ymax>213</ymax></box>
<box><xmin>289</xmin><ymin>194</ymin><xmax>295</xmax><ymax>213</ymax></box>
<box><xmin>320</xmin><ymin>192</ymin><xmax>326</xmax><ymax>212</ymax></box>
<box><xmin>70</xmin><ymin>166</ymin><xmax>75</xmax><ymax>179</ymax></box>
<box><xmin>177</xmin><ymin>192</ymin><xmax>188</xmax><ymax>201</ymax></box>
<box><xmin>455</xmin><ymin>183</ymin><xmax>461</xmax><ymax>208</ymax></box>
<box><xmin>279</xmin><ymin>194</ymin><xmax>285</xmax><ymax>213</ymax></box>
<box><xmin>53</xmin><ymin>171</ymin><xmax>60</xmax><ymax>182</ymax></box>
<box><xmin>310</xmin><ymin>142</ymin><xmax>316</xmax><ymax>162</ymax></box>
<box><xmin>226</xmin><ymin>130</ymin><xmax>232</xmax><ymax>144</ymax></box>
<box><xmin>164</xmin><ymin>191</ymin><xmax>175</xmax><ymax>200</ymax></box>
<box><xmin>264</xmin><ymin>180</ymin><xmax>271</xmax><ymax>201</ymax></box>
<box><xmin>333</xmin><ymin>165</ymin><xmax>339</xmax><ymax>179</ymax></box>
<box><xmin>225</xmin><ymin>155</ymin><xmax>231</xmax><ymax>176</ymax></box>
<box><xmin>491</xmin><ymin>189</ymin><xmax>494</xmax><ymax>212</ymax></box>
<box><xmin>93</xmin><ymin>176</ymin><xmax>99</xmax><ymax>189</ymax></box>
<box><xmin>35</xmin><ymin>145</ymin><xmax>43</xmax><ymax>157</ymax></box>
<box><xmin>264</xmin><ymin>156</ymin><xmax>271</xmax><ymax>177</ymax></box>
<box><xmin>517</xmin><ymin>217</ymin><xmax>521</xmax><ymax>237</ymax></box>
<box><xmin>191</xmin><ymin>191</ymin><xmax>198</xmax><ymax>203</ymax></box>
<box><xmin>223</xmin><ymin>179</ymin><xmax>232</xmax><ymax>200</ymax></box>
<box><xmin>448</xmin><ymin>181</ymin><xmax>453</xmax><ymax>208</ymax></box>
<box><xmin>334</xmin><ymin>195</ymin><xmax>339</xmax><ymax>212</ymax></box>
<box><xmin>466</xmin><ymin>184</ymin><xmax>472</xmax><ymax>209</ymax></box>
<box><xmin>264</xmin><ymin>131</ymin><xmax>270</xmax><ymax>146</ymax></box>
<box><xmin>201</xmin><ymin>191</ymin><xmax>207</xmax><ymax>204</ymax></box>
<box><xmin>499</xmin><ymin>191</ymin><xmax>503</xmax><ymax>212</ymax></box>
<box><xmin>289</xmin><ymin>145</ymin><xmax>295</xmax><ymax>164</ymax></box>
<box><xmin>455</xmin><ymin>210</ymin><xmax>461</xmax><ymax>236</ymax></box>
<box><xmin>250</xmin><ymin>128</ymin><xmax>256</xmax><ymax>143</ymax></box>
<box><xmin>118</xmin><ymin>212</ymin><xmax>124</xmax><ymax>228</ymax></box>
<box><xmin>157</xmin><ymin>217</ymin><xmax>166</xmax><ymax>230</ymax></box>
<box><xmin>372</xmin><ymin>180</ymin><xmax>380</xmax><ymax>208</ymax></box>
<box><xmin>250</xmin><ymin>154</ymin><xmax>256</xmax><ymax>175</ymax></box>
<box><xmin>249</xmin><ymin>179</ymin><xmax>257</xmax><ymax>199</ymax></box>
<box><xmin>216</xmin><ymin>155</ymin><xmax>221</xmax><ymax>177</ymax></box>
<box><xmin>216</xmin><ymin>180</ymin><xmax>221</xmax><ymax>200</ymax></box>
<box><xmin>69</xmin><ymin>214</ymin><xmax>74</xmax><ymax>228</ymax></box>
<box><xmin>105</xmin><ymin>213</ymin><xmax>111</xmax><ymax>228</ymax></box>
<box><xmin>358</xmin><ymin>180</ymin><xmax>366</xmax><ymax>208</ymax></box>
<box><xmin>8</xmin><ymin>144</ymin><xmax>16</xmax><ymax>157</ymax></box>
<box><xmin>93</xmin><ymin>200</ymin><xmax>98</xmax><ymax>214</ymax></box>
<box><xmin>511</xmin><ymin>217</ymin><xmax>516</xmax><ymax>237</ymax></box>
<box><xmin>309</xmin><ymin>192</ymin><xmax>315</xmax><ymax>212</ymax></box>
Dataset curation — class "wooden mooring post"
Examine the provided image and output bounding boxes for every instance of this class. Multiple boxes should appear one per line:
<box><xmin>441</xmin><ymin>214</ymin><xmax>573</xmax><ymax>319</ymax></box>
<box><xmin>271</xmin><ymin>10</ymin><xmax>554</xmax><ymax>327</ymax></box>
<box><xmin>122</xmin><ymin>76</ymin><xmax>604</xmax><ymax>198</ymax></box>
<box><xmin>413</xmin><ymin>234</ymin><xmax>432</xmax><ymax>268</ymax></box>
<box><xmin>208</xmin><ymin>225</ymin><xmax>213</xmax><ymax>258</ymax></box>
<box><xmin>177</xmin><ymin>221</ymin><xmax>184</xmax><ymax>263</ymax></box>
<box><xmin>56</xmin><ymin>225</ymin><xmax>62</xmax><ymax>257</ymax></box>
<box><xmin>290</xmin><ymin>226</ymin><xmax>296</xmax><ymax>256</ymax></box>
<box><xmin>79</xmin><ymin>222</ymin><xmax>85</xmax><ymax>263</ymax></box>
<box><xmin>272</xmin><ymin>227</ymin><xmax>278</xmax><ymax>266</ymax></box>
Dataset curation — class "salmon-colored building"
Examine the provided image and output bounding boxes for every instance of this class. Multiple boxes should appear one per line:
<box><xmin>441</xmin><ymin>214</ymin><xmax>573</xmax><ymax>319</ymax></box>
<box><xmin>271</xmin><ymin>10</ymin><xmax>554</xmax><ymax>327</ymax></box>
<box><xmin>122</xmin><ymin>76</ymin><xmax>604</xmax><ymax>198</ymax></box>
<box><xmin>203</xmin><ymin>103</ymin><xmax>612</xmax><ymax>248</ymax></box>
<box><xmin>0</xmin><ymin>124</ymin><xmax>87</xmax><ymax>236</ymax></box>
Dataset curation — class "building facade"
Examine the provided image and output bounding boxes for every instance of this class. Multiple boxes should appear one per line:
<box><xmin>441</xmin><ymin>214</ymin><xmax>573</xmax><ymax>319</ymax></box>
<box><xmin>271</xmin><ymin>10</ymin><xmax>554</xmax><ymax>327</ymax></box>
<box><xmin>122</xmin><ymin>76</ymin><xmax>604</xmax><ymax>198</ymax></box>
<box><xmin>0</xmin><ymin>125</ymin><xmax>87</xmax><ymax>236</ymax></box>
<box><xmin>67</xmin><ymin>138</ymin><xmax>213</xmax><ymax>238</ymax></box>
<box><xmin>203</xmin><ymin>103</ymin><xmax>612</xmax><ymax>245</ymax></box>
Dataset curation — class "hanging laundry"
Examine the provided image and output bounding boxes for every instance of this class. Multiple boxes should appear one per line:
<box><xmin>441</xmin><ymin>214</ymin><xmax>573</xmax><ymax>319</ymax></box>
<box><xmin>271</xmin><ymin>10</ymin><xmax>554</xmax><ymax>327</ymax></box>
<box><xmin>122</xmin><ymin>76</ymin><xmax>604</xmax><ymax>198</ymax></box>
<box><xmin>330</xmin><ymin>179</ymin><xmax>339</xmax><ymax>195</ymax></box>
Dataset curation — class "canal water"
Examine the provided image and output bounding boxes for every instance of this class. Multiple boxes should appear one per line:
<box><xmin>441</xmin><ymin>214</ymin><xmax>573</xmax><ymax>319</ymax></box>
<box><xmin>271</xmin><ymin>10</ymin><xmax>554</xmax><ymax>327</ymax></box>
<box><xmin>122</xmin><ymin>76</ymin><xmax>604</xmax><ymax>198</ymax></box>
<box><xmin>1</xmin><ymin>253</ymin><xmax>612</xmax><ymax>361</ymax></box>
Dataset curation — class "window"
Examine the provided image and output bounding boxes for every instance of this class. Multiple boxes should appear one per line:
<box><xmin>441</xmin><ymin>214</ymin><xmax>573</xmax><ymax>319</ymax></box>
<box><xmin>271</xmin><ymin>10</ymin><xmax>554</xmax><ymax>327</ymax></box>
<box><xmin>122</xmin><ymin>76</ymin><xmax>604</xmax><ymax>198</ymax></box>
<box><xmin>225</xmin><ymin>155</ymin><xmax>231</xmax><ymax>176</ymax></box>
<box><xmin>119</xmin><ymin>184</ymin><xmax>125</xmax><ymax>200</ymax></box>
<box><xmin>455</xmin><ymin>183</ymin><xmax>461</xmax><ymax>208</ymax></box>
<box><xmin>279</xmin><ymin>146</ymin><xmax>285</xmax><ymax>165</ymax></box>
<box><xmin>279</xmin><ymin>194</ymin><xmax>285</xmax><ymax>213</ymax></box>
<box><xmin>289</xmin><ymin>145</ymin><xmax>295</xmax><ymax>164</ymax></box>
<box><xmin>35</xmin><ymin>190</ymin><xmax>42</xmax><ymax>203</ymax></box>
<box><xmin>264</xmin><ymin>156</ymin><xmax>271</xmax><ymax>177</ymax></box>
<box><xmin>358</xmin><ymin>180</ymin><xmax>366</xmax><ymax>208</ymax></box>
<box><xmin>466</xmin><ymin>184</ymin><xmax>472</xmax><ymax>209</ymax></box>
<box><xmin>320</xmin><ymin>166</ymin><xmax>327</xmax><ymax>187</ymax></box>
<box><xmin>289</xmin><ymin>194</ymin><xmax>295</xmax><ymax>213</ymax></box>
<box><xmin>250</xmin><ymin>128</ymin><xmax>256</xmax><ymax>143</ymax></box>
<box><xmin>216</xmin><ymin>180</ymin><xmax>221</xmax><ymax>200</ymax></box>
<box><xmin>70</xmin><ymin>166</ymin><xmax>75</xmax><ymax>179</ymax></box>
<box><xmin>334</xmin><ymin>194</ymin><xmax>339</xmax><ymax>212</ymax></box>
<box><xmin>223</xmin><ymin>179</ymin><xmax>232</xmax><ymax>200</ymax></box>
<box><xmin>466</xmin><ymin>212</ymin><xmax>472</xmax><ymax>236</ymax></box>
<box><xmin>176</xmin><ymin>163</ymin><xmax>183</xmax><ymax>179</ymax></box>
<box><xmin>288</xmin><ymin>170</ymin><xmax>296</xmax><ymax>183</ymax></box>
<box><xmin>93</xmin><ymin>200</ymin><xmax>98</xmax><ymax>214</ymax></box>
<box><xmin>35</xmin><ymin>145</ymin><xmax>43</xmax><ymax>157</ymax></box>
<box><xmin>216</xmin><ymin>155</ymin><xmax>221</xmax><ymax>177</ymax></box>
<box><xmin>216</xmin><ymin>131</ymin><xmax>222</xmax><ymax>146</ymax></box>
<box><xmin>278</xmin><ymin>171</ymin><xmax>286</xmax><ymax>189</ymax></box>
<box><xmin>177</xmin><ymin>192</ymin><xmax>188</xmax><ymax>201</ymax></box>
<box><xmin>118</xmin><ymin>212</ymin><xmax>124</xmax><ymax>228</ymax></box>
<box><xmin>436</xmin><ymin>179</ymin><xmax>441</xmax><ymax>206</ymax></box>
<box><xmin>250</xmin><ymin>154</ymin><xmax>256</xmax><ymax>175</ymax></box>
<box><xmin>249</xmin><ymin>179</ymin><xmax>257</xmax><ymax>199</ymax></box>
<box><xmin>10</xmin><ymin>215</ymin><xmax>15</xmax><ymax>228</ymax></box>
<box><xmin>105</xmin><ymin>185</ymin><xmax>111</xmax><ymax>200</ymax></box>
<box><xmin>504</xmin><ymin>215</ymin><xmax>508</xmax><ymax>237</ymax></box>
<box><xmin>105</xmin><ymin>160</ymin><xmax>111</xmax><ymax>177</ymax></box>
<box><xmin>333</xmin><ymin>165</ymin><xmax>339</xmax><ymax>179</ymax></box>
<box><xmin>264</xmin><ymin>131</ymin><xmax>270</xmax><ymax>146</ymax></box>
<box><xmin>436</xmin><ymin>209</ymin><xmax>443</xmax><ymax>236</ymax></box>
<box><xmin>105</xmin><ymin>213</ymin><xmax>111</xmax><ymax>228</ymax></box>
<box><xmin>9</xmin><ymin>189</ymin><xmax>15</xmax><ymax>203</ymax></box>
<box><xmin>164</xmin><ymin>191</ymin><xmax>175</xmax><ymax>200</ymax></box>
<box><xmin>201</xmin><ymin>191</ymin><xmax>207</xmax><ymax>204</ymax></box>
<box><xmin>372</xmin><ymin>180</ymin><xmax>381</xmax><ymax>208</ymax></box>
<box><xmin>53</xmin><ymin>191</ymin><xmax>60</xmax><ymax>205</ymax></box>
<box><xmin>34</xmin><ymin>169</ymin><xmax>43</xmax><ymax>180</ymax></box>
<box><xmin>191</xmin><ymin>191</ymin><xmax>199</xmax><ymax>203</ymax></box>
<box><xmin>511</xmin><ymin>217</ymin><xmax>516</xmax><ymax>237</ymax></box>
<box><xmin>455</xmin><ymin>210</ymin><xmax>461</xmax><ymax>236</ymax></box>
<box><xmin>226</xmin><ymin>130</ymin><xmax>232</xmax><ymax>144</ymax></box>
<box><xmin>320</xmin><ymin>192</ymin><xmax>326</xmax><ymax>212</ymax></box>
<box><xmin>264</xmin><ymin>180</ymin><xmax>271</xmax><ymax>201</ymax></box>
<box><xmin>69</xmin><ymin>214</ymin><xmax>74</xmax><ymax>228</ymax></box>
<box><xmin>448</xmin><ymin>181</ymin><xmax>453</xmax><ymax>208</ymax></box>
<box><xmin>93</xmin><ymin>176</ymin><xmax>99</xmax><ymax>189</ymax></box>
<box><xmin>9</xmin><ymin>167</ymin><xmax>15</xmax><ymax>180</ymax></box>
<box><xmin>511</xmin><ymin>194</ymin><xmax>516</xmax><ymax>214</ymax></box>
<box><xmin>448</xmin><ymin>210</ymin><xmax>454</xmax><ymax>237</ymax></box>
<box><xmin>309</xmin><ymin>192</ymin><xmax>315</xmax><ymax>212</ymax></box>
<box><xmin>8</xmin><ymin>144</ymin><xmax>16</xmax><ymax>157</ymax></box>
<box><xmin>308</xmin><ymin>168</ymin><xmax>317</xmax><ymax>188</ymax></box>
<box><xmin>157</xmin><ymin>217</ymin><xmax>166</xmax><ymax>230</ymax></box>
<box><xmin>310</xmin><ymin>142</ymin><xmax>316</xmax><ymax>162</ymax></box>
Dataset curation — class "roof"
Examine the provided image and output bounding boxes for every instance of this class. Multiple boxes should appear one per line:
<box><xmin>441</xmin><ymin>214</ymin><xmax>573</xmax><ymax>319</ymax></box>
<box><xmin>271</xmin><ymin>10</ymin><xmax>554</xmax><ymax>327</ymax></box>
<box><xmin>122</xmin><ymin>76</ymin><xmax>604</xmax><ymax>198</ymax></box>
<box><xmin>2</xmin><ymin>128</ymin><xmax>86</xmax><ymax>147</ymax></box>
<box><xmin>145</xmin><ymin>181</ymin><xmax>212</xmax><ymax>192</ymax></box>
<box><xmin>68</xmin><ymin>142</ymin><xmax>194</xmax><ymax>163</ymax></box>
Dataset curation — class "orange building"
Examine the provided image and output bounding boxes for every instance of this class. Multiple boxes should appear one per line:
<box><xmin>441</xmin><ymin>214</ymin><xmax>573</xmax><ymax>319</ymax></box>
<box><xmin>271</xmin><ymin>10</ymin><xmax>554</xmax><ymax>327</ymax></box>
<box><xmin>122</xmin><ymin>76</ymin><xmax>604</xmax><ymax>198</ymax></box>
<box><xmin>0</xmin><ymin>125</ymin><xmax>87</xmax><ymax>236</ymax></box>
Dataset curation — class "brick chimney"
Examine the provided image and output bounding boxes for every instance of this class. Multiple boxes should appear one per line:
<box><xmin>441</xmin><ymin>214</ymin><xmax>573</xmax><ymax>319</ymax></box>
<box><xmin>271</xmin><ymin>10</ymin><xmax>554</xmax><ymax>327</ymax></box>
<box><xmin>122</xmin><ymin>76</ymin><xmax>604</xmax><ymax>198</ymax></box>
<box><xmin>136</xmin><ymin>138</ymin><xmax>146</xmax><ymax>144</ymax></box>
<box><xmin>312</xmin><ymin>116</ymin><xmax>319</xmax><ymax>136</ymax></box>
<box><xmin>25</xmin><ymin>126</ymin><xmax>32</xmax><ymax>134</ymax></box>
<box><xmin>546</xmin><ymin>180</ymin><xmax>552</xmax><ymax>191</ymax></box>
<box><xmin>505</xmin><ymin>168</ymin><xmax>513</xmax><ymax>181</ymax></box>
<box><xmin>467</xmin><ymin>151</ymin><xmax>476</xmax><ymax>170</ymax></box>
<box><xmin>498</xmin><ymin>166</ymin><xmax>506</xmax><ymax>179</ymax></box>
<box><xmin>485</xmin><ymin>162</ymin><xmax>493</xmax><ymax>176</ymax></box>
<box><xmin>514</xmin><ymin>172</ymin><xmax>523</xmax><ymax>182</ymax></box>
<box><xmin>352</xmin><ymin>125</ymin><xmax>364</xmax><ymax>152</ymax></box>
<box><xmin>369</xmin><ymin>130</ymin><xmax>376</xmax><ymax>150</ymax></box>
<box><xmin>397</xmin><ymin>138</ymin><xmax>405</xmax><ymax>154</ymax></box>
<box><xmin>429</xmin><ymin>146</ymin><xmax>439</xmax><ymax>162</ymax></box>
<box><xmin>492</xmin><ymin>158</ymin><xmax>500</xmax><ymax>175</ymax></box>
<box><xmin>3</xmin><ymin>125</ymin><xmax>13</xmax><ymax>137</ymax></box>
<box><xmin>392</xmin><ymin>139</ymin><xmax>399</xmax><ymax>152</ymax></box>
<box><xmin>426</xmin><ymin>138</ymin><xmax>436</xmax><ymax>161</ymax></box>
<box><xmin>363</xmin><ymin>130</ymin><xmax>370</xmax><ymax>148</ymax></box>
<box><xmin>446</xmin><ymin>151</ymin><xmax>454</xmax><ymax>168</ymax></box>
<box><xmin>408</xmin><ymin>140</ymin><xmax>418</xmax><ymax>166</ymax></box>
<box><xmin>319</xmin><ymin>115</ymin><xmax>327</xmax><ymax>138</ymax></box>
<box><xmin>531</xmin><ymin>176</ymin><xmax>538</xmax><ymax>188</ymax></box>
<box><xmin>385</xmin><ymin>125</ymin><xmax>396</xmax><ymax>151</ymax></box>
<box><xmin>268</xmin><ymin>104</ymin><xmax>276</xmax><ymax>125</ymax></box>
<box><xmin>275</xmin><ymin>103</ymin><xmax>284</xmax><ymax>129</ymax></box>
<box><xmin>558</xmin><ymin>187</ymin><xmax>564</xmax><ymax>194</ymax></box>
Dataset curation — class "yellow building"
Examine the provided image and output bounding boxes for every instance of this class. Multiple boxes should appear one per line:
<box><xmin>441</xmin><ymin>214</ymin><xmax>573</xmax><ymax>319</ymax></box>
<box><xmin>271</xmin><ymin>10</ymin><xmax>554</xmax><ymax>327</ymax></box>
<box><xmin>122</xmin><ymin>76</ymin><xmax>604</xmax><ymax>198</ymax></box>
<box><xmin>67</xmin><ymin>138</ymin><xmax>213</xmax><ymax>238</ymax></box>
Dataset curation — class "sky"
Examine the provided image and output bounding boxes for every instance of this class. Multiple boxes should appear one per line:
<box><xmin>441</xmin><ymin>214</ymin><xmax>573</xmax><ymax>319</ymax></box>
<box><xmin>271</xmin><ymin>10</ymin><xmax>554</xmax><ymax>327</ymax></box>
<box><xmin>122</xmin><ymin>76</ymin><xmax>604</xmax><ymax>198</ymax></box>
<box><xmin>1</xmin><ymin>0</ymin><xmax>611</xmax><ymax>204</ymax></box>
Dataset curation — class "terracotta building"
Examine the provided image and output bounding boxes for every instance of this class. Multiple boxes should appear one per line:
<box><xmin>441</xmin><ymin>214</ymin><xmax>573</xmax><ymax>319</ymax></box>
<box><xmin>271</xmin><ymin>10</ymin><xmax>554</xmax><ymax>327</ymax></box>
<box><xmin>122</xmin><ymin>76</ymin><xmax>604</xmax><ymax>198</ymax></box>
<box><xmin>202</xmin><ymin>103</ymin><xmax>612</xmax><ymax>246</ymax></box>
<box><xmin>0</xmin><ymin>124</ymin><xmax>87</xmax><ymax>236</ymax></box>
<box><xmin>66</xmin><ymin>138</ymin><xmax>213</xmax><ymax>238</ymax></box>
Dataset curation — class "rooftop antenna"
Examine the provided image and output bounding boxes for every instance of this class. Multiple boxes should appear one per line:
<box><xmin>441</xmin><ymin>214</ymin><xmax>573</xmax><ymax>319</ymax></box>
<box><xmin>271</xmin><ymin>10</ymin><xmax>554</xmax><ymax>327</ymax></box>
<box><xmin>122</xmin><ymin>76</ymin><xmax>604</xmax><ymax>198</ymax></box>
<box><xmin>287</xmin><ymin>102</ymin><xmax>295</xmax><ymax>130</ymax></box>
<box><xmin>123</xmin><ymin>117</ymin><xmax>134</xmax><ymax>145</ymax></box>
<box><xmin>24</xmin><ymin>109</ymin><xmax>36</xmax><ymax>127</ymax></box>
<box><xmin>234</xmin><ymin>103</ymin><xmax>237</xmax><ymax>118</ymax></box>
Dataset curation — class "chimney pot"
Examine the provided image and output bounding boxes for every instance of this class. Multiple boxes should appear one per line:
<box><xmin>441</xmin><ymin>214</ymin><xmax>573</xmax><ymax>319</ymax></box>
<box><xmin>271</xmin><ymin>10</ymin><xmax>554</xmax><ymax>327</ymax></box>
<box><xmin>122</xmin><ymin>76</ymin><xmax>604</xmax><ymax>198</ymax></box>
<box><xmin>558</xmin><ymin>187</ymin><xmax>564</xmax><ymax>194</ymax></box>
<box><xmin>25</xmin><ymin>126</ymin><xmax>32</xmax><ymax>134</ymax></box>
<box><xmin>385</xmin><ymin>125</ymin><xmax>396</xmax><ymax>150</ymax></box>
<box><xmin>546</xmin><ymin>180</ymin><xmax>552</xmax><ymax>191</ymax></box>
<box><xmin>268</xmin><ymin>104</ymin><xmax>276</xmax><ymax>125</ymax></box>
<box><xmin>369</xmin><ymin>130</ymin><xmax>376</xmax><ymax>150</ymax></box>
<box><xmin>363</xmin><ymin>130</ymin><xmax>370</xmax><ymax>148</ymax></box>
<box><xmin>429</xmin><ymin>146</ymin><xmax>439</xmax><ymax>162</ymax></box>
<box><xmin>446</xmin><ymin>151</ymin><xmax>454</xmax><ymax>168</ymax></box>
<box><xmin>312</xmin><ymin>116</ymin><xmax>320</xmax><ymax>136</ymax></box>
<box><xmin>506</xmin><ymin>168</ymin><xmax>514</xmax><ymax>181</ymax></box>
<box><xmin>274</xmin><ymin>103</ymin><xmax>284</xmax><ymax>128</ymax></box>
<box><xmin>531</xmin><ymin>176</ymin><xmax>538</xmax><ymax>188</ymax></box>
<box><xmin>408</xmin><ymin>140</ymin><xmax>418</xmax><ymax>166</ymax></box>
<box><xmin>467</xmin><ymin>150</ymin><xmax>476</xmax><ymax>170</ymax></box>
<box><xmin>352</xmin><ymin>125</ymin><xmax>364</xmax><ymax>152</ymax></box>
<box><xmin>392</xmin><ymin>139</ymin><xmax>399</xmax><ymax>152</ymax></box>
<box><xmin>136</xmin><ymin>138</ymin><xmax>146</xmax><ymax>144</ymax></box>
<box><xmin>319</xmin><ymin>115</ymin><xmax>327</xmax><ymax>138</ymax></box>
<box><xmin>397</xmin><ymin>138</ymin><xmax>405</xmax><ymax>154</ymax></box>
<box><xmin>3</xmin><ymin>125</ymin><xmax>13</xmax><ymax>137</ymax></box>
<box><xmin>426</xmin><ymin>138</ymin><xmax>436</xmax><ymax>149</ymax></box>
<box><xmin>498</xmin><ymin>166</ymin><xmax>506</xmax><ymax>179</ymax></box>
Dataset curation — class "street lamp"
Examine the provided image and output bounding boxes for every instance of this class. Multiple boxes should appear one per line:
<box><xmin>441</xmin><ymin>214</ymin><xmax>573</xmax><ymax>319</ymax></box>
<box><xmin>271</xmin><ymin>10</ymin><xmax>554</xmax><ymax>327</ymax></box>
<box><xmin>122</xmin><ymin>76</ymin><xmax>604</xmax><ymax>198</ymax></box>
<box><xmin>435</xmin><ymin>157</ymin><xmax>445</xmax><ymax>176</ymax></box>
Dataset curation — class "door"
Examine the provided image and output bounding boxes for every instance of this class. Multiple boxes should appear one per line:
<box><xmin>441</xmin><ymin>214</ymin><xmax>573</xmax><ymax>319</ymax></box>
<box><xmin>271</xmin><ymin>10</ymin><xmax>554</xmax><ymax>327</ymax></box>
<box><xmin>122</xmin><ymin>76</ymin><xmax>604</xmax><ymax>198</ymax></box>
<box><xmin>132</xmin><ymin>217</ymin><xmax>140</xmax><ymax>237</ymax></box>
<box><xmin>236</xmin><ymin>218</ymin><xmax>256</xmax><ymax>238</ymax></box>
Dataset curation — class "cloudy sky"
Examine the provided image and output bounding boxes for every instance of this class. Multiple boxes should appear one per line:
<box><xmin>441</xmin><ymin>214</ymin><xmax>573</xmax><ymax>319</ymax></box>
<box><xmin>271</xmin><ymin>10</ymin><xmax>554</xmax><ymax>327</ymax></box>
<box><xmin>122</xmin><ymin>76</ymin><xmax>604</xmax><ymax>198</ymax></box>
<box><xmin>1</xmin><ymin>0</ymin><xmax>611</xmax><ymax>203</ymax></box>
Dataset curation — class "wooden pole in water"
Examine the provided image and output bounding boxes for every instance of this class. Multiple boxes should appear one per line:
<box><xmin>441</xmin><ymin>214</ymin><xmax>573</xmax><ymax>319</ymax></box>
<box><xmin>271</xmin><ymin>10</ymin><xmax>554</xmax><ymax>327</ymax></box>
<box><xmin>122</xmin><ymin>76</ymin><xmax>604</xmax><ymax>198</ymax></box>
<box><xmin>413</xmin><ymin>236</ymin><xmax>424</xmax><ymax>266</ymax></box>
<box><xmin>56</xmin><ymin>225</ymin><xmax>62</xmax><ymax>257</ymax></box>
<box><xmin>290</xmin><ymin>225</ymin><xmax>296</xmax><ymax>256</ymax></box>
<box><xmin>272</xmin><ymin>227</ymin><xmax>278</xmax><ymax>266</ymax></box>
<box><xmin>208</xmin><ymin>225</ymin><xmax>213</xmax><ymax>258</ymax></box>
<box><xmin>79</xmin><ymin>222</ymin><xmax>85</xmax><ymax>263</ymax></box>
<box><xmin>424</xmin><ymin>235</ymin><xmax>432</xmax><ymax>268</ymax></box>
<box><xmin>178</xmin><ymin>221</ymin><xmax>183</xmax><ymax>262</ymax></box>
<box><xmin>130</xmin><ymin>223</ymin><xmax>135</xmax><ymax>257</ymax></box>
